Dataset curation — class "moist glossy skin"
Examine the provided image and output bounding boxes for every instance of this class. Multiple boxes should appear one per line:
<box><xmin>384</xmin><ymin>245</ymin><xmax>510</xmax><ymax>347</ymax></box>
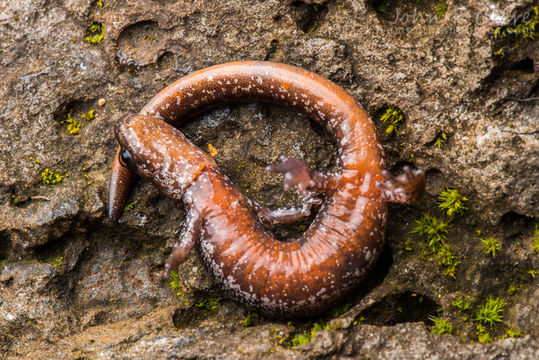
<box><xmin>110</xmin><ymin>61</ymin><xmax>425</xmax><ymax>317</ymax></box>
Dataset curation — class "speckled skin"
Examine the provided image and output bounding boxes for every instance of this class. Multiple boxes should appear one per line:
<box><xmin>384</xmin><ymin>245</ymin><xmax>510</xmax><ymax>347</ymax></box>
<box><xmin>110</xmin><ymin>62</ymin><xmax>425</xmax><ymax>317</ymax></box>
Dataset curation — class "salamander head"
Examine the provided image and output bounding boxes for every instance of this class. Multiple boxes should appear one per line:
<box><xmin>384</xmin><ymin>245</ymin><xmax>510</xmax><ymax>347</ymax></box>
<box><xmin>114</xmin><ymin>112</ymin><xmax>217</xmax><ymax>202</ymax></box>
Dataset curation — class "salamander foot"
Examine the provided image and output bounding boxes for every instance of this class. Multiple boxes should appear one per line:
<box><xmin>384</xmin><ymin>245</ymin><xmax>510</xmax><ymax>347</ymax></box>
<box><xmin>265</xmin><ymin>156</ymin><xmax>330</xmax><ymax>196</ymax></box>
<box><xmin>377</xmin><ymin>165</ymin><xmax>425</xmax><ymax>205</ymax></box>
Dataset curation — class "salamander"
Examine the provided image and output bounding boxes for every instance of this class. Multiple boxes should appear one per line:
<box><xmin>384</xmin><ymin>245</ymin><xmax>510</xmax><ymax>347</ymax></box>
<box><xmin>109</xmin><ymin>61</ymin><xmax>425</xmax><ymax>317</ymax></box>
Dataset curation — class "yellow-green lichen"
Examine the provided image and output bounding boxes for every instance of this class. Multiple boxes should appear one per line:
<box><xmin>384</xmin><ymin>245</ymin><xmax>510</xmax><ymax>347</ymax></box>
<box><xmin>85</xmin><ymin>22</ymin><xmax>105</xmax><ymax>44</ymax></box>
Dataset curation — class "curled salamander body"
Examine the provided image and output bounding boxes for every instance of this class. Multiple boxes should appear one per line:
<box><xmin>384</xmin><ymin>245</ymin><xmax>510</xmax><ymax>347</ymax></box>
<box><xmin>110</xmin><ymin>61</ymin><xmax>425</xmax><ymax>317</ymax></box>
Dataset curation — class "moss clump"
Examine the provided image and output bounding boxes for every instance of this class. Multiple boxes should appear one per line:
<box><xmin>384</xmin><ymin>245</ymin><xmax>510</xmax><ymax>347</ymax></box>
<box><xmin>49</xmin><ymin>255</ymin><xmax>64</xmax><ymax>269</ymax></box>
<box><xmin>169</xmin><ymin>270</ymin><xmax>184</xmax><ymax>296</ymax></box>
<box><xmin>240</xmin><ymin>312</ymin><xmax>261</xmax><ymax>327</ymax></box>
<box><xmin>85</xmin><ymin>22</ymin><xmax>105</xmax><ymax>44</ymax></box>
<box><xmin>123</xmin><ymin>201</ymin><xmax>136</xmax><ymax>212</ymax></box>
<box><xmin>480</xmin><ymin>237</ymin><xmax>501</xmax><ymax>258</ymax></box>
<box><xmin>430</xmin><ymin>315</ymin><xmax>453</xmax><ymax>335</ymax></box>
<box><xmin>451</xmin><ymin>298</ymin><xmax>471</xmax><ymax>312</ymax></box>
<box><xmin>434</xmin><ymin>1</ymin><xmax>448</xmax><ymax>19</ymax></box>
<box><xmin>474</xmin><ymin>297</ymin><xmax>505</xmax><ymax>327</ymax></box>
<box><xmin>60</xmin><ymin>110</ymin><xmax>82</xmax><ymax>135</ymax></box>
<box><xmin>493</xmin><ymin>5</ymin><xmax>538</xmax><ymax>40</ymax></box>
<box><xmin>41</xmin><ymin>169</ymin><xmax>65</xmax><ymax>185</ymax></box>
<box><xmin>533</xmin><ymin>223</ymin><xmax>539</xmax><ymax>252</ymax></box>
<box><xmin>411</xmin><ymin>212</ymin><xmax>449</xmax><ymax>252</ymax></box>
<box><xmin>291</xmin><ymin>322</ymin><xmax>329</xmax><ymax>347</ymax></box>
<box><xmin>81</xmin><ymin>109</ymin><xmax>95</xmax><ymax>121</ymax></box>
<box><xmin>379</xmin><ymin>107</ymin><xmax>404</xmax><ymax>135</ymax></box>
<box><xmin>412</xmin><ymin>212</ymin><xmax>461</xmax><ymax>278</ymax></box>
<box><xmin>195</xmin><ymin>297</ymin><xmax>219</xmax><ymax>311</ymax></box>
<box><xmin>505</xmin><ymin>327</ymin><xmax>522</xmax><ymax>338</ymax></box>
<box><xmin>438</xmin><ymin>188</ymin><xmax>468</xmax><ymax>217</ymax></box>
<box><xmin>434</xmin><ymin>132</ymin><xmax>447</xmax><ymax>148</ymax></box>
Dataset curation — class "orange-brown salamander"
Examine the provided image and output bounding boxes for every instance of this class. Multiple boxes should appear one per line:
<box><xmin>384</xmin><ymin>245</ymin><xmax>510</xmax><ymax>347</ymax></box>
<box><xmin>110</xmin><ymin>61</ymin><xmax>425</xmax><ymax>317</ymax></box>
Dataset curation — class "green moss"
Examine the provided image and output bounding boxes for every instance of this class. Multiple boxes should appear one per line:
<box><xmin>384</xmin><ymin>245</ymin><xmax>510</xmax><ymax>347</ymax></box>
<box><xmin>505</xmin><ymin>327</ymin><xmax>522</xmax><ymax>338</ymax></box>
<box><xmin>434</xmin><ymin>132</ymin><xmax>447</xmax><ymax>148</ymax></box>
<box><xmin>11</xmin><ymin>195</ymin><xmax>20</xmax><ymax>204</ymax></box>
<box><xmin>374</xmin><ymin>0</ymin><xmax>390</xmax><ymax>14</ymax></box>
<box><xmin>291</xmin><ymin>332</ymin><xmax>310</xmax><ymax>347</ymax></box>
<box><xmin>411</xmin><ymin>212</ymin><xmax>449</xmax><ymax>252</ymax></box>
<box><xmin>480</xmin><ymin>237</ymin><xmax>501</xmax><ymax>258</ymax></box>
<box><xmin>379</xmin><ymin>107</ymin><xmax>404</xmax><ymax>135</ymax></box>
<box><xmin>85</xmin><ymin>22</ymin><xmax>105</xmax><ymax>44</ymax></box>
<box><xmin>81</xmin><ymin>109</ymin><xmax>95</xmax><ymax>121</ymax></box>
<box><xmin>49</xmin><ymin>254</ymin><xmax>64</xmax><ymax>269</ymax></box>
<box><xmin>528</xmin><ymin>268</ymin><xmax>536</xmax><ymax>279</ymax></box>
<box><xmin>507</xmin><ymin>283</ymin><xmax>524</xmax><ymax>296</ymax></box>
<box><xmin>41</xmin><ymin>169</ymin><xmax>65</xmax><ymax>185</ymax></box>
<box><xmin>291</xmin><ymin>322</ymin><xmax>329</xmax><ymax>348</ymax></box>
<box><xmin>434</xmin><ymin>1</ymin><xmax>448</xmax><ymax>19</ymax></box>
<box><xmin>477</xmin><ymin>331</ymin><xmax>493</xmax><ymax>343</ymax></box>
<box><xmin>328</xmin><ymin>302</ymin><xmax>353</xmax><ymax>319</ymax></box>
<box><xmin>61</xmin><ymin>110</ymin><xmax>82</xmax><ymax>135</ymax></box>
<box><xmin>195</xmin><ymin>297</ymin><xmax>219</xmax><ymax>311</ymax></box>
<box><xmin>240</xmin><ymin>312</ymin><xmax>261</xmax><ymax>327</ymax></box>
<box><xmin>169</xmin><ymin>270</ymin><xmax>184</xmax><ymax>296</ymax></box>
<box><xmin>123</xmin><ymin>201</ymin><xmax>136</xmax><ymax>212</ymax></box>
<box><xmin>438</xmin><ymin>188</ymin><xmax>468</xmax><ymax>217</ymax></box>
<box><xmin>493</xmin><ymin>4</ymin><xmax>538</xmax><ymax>40</ymax></box>
<box><xmin>474</xmin><ymin>297</ymin><xmax>505</xmax><ymax>327</ymax></box>
<box><xmin>451</xmin><ymin>298</ymin><xmax>471</xmax><ymax>312</ymax></box>
<box><xmin>533</xmin><ymin>223</ymin><xmax>539</xmax><ymax>252</ymax></box>
<box><xmin>430</xmin><ymin>315</ymin><xmax>453</xmax><ymax>335</ymax></box>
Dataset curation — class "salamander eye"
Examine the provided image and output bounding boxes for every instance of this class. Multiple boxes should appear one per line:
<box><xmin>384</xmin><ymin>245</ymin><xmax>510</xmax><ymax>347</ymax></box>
<box><xmin>119</xmin><ymin>147</ymin><xmax>137</xmax><ymax>172</ymax></box>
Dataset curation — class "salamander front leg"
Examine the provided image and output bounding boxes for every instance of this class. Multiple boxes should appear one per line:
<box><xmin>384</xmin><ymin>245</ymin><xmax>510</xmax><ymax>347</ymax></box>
<box><xmin>376</xmin><ymin>165</ymin><xmax>425</xmax><ymax>205</ymax></box>
<box><xmin>163</xmin><ymin>207</ymin><xmax>202</xmax><ymax>279</ymax></box>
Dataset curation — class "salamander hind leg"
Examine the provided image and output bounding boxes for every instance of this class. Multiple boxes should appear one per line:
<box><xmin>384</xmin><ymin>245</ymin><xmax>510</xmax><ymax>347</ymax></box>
<box><xmin>245</xmin><ymin>156</ymin><xmax>336</xmax><ymax>226</ymax></box>
<box><xmin>265</xmin><ymin>156</ymin><xmax>332</xmax><ymax>196</ymax></box>
<box><xmin>377</xmin><ymin>165</ymin><xmax>425</xmax><ymax>205</ymax></box>
<box><xmin>163</xmin><ymin>207</ymin><xmax>202</xmax><ymax>279</ymax></box>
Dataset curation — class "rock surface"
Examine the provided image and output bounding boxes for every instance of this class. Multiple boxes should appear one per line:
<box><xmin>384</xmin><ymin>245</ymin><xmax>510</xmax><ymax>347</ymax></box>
<box><xmin>0</xmin><ymin>0</ymin><xmax>537</xmax><ymax>359</ymax></box>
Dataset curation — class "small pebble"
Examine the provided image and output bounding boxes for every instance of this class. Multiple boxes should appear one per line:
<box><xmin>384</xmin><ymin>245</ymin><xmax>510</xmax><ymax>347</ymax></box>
<box><xmin>98</xmin><ymin>98</ymin><xmax>106</xmax><ymax>106</ymax></box>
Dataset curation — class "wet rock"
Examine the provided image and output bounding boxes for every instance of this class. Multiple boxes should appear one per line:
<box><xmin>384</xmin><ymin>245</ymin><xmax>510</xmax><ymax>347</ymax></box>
<box><xmin>0</xmin><ymin>0</ymin><xmax>537</xmax><ymax>358</ymax></box>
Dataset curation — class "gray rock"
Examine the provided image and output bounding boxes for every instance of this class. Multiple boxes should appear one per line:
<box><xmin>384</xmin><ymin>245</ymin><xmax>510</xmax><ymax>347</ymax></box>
<box><xmin>0</xmin><ymin>0</ymin><xmax>537</xmax><ymax>358</ymax></box>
